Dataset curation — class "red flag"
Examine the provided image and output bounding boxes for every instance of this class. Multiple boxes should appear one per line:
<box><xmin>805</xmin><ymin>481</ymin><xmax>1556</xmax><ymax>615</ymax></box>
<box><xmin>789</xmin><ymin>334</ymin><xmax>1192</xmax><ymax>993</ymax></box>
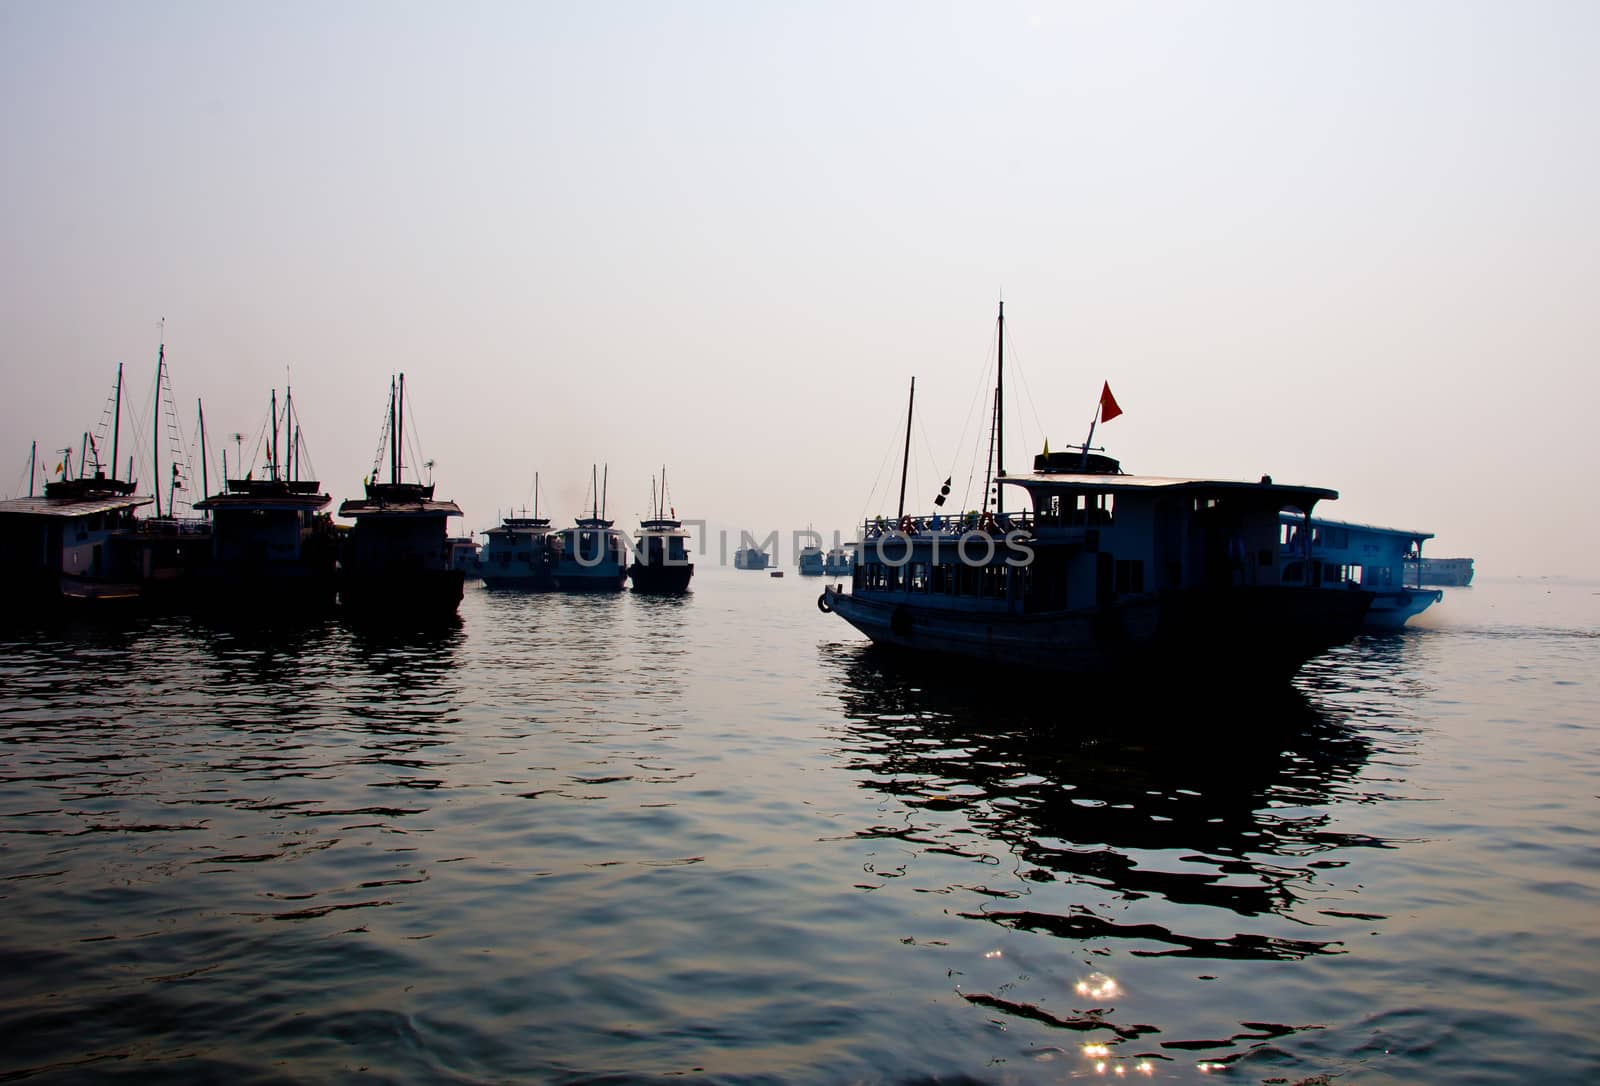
<box><xmin>1099</xmin><ymin>381</ymin><xmax>1123</xmax><ymax>423</ymax></box>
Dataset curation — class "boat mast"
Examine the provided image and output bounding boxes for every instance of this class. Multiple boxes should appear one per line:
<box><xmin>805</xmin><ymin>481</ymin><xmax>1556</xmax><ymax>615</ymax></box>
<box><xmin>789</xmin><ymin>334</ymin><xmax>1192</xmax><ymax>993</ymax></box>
<box><xmin>995</xmin><ymin>301</ymin><xmax>1004</xmax><ymax>513</ymax></box>
<box><xmin>388</xmin><ymin>376</ymin><xmax>398</xmax><ymax>484</ymax></box>
<box><xmin>197</xmin><ymin>399</ymin><xmax>209</xmax><ymax>505</ymax></box>
<box><xmin>602</xmin><ymin>464</ymin><xmax>608</xmax><ymax>520</ymax></box>
<box><xmin>153</xmin><ymin>334</ymin><xmax>163</xmax><ymax>515</ymax></box>
<box><xmin>285</xmin><ymin>383</ymin><xmax>294</xmax><ymax>483</ymax></box>
<box><xmin>270</xmin><ymin>389</ymin><xmax>279</xmax><ymax>482</ymax></box>
<box><xmin>534</xmin><ymin>471</ymin><xmax>540</xmax><ymax>521</ymax></box>
<box><xmin>79</xmin><ymin>433</ymin><xmax>88</xmax><ymax>478</ymax></box>
<box><xmin>111</xmin><ymin>362</ymin><xmax>122</xmax><ymax>481</ymax></box>
<box><xmin>397</xmin><ymin>373</ymin><xmax>406</xmax><ymax>484</ymax></box>
<box><xmin>28</xmin><ymin>440</ymin><xmax>35</xmax><ymax>497</ymax></box>
<box><xmin>896</xmin><ymin>376</ymin><xmax>915</xmax><ymax>521</ymax></box>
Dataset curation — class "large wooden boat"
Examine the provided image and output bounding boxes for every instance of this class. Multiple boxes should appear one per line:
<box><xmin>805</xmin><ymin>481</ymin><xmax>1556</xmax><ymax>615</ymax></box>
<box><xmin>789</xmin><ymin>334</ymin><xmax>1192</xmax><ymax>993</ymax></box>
<box><xmin>192</xmin><ymin>387</ymin><xmax>337</xmax><ymax>610</ymax></box>
<box><xmin>820</xmin><ymin>303</ymin><xmax>1374</xmax><ymax>682</ymax></box>
<box><xmin>336</xmin><ymin>375</ymin><xmax>465</xmax><ymax>619</ymax></box>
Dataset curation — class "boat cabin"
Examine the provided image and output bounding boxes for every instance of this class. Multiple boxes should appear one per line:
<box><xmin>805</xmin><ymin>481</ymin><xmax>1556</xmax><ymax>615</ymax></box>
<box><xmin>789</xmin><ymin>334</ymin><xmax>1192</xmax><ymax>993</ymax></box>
<box><xmin>0</xmin><ymin>474</ymin><xmax>151</xmax><ymax>603</ymax></box>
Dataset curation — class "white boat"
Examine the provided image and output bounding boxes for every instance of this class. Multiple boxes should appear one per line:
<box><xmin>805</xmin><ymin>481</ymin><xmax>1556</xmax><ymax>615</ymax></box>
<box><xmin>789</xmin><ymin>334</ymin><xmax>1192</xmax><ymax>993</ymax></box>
<box><xmin>1278</xmin><ymin>511</ymin><xmax>1442</xmax><ymax>629</ymax></box>
<box><xmin>446</xmin><ymin>536</ymin><xmax>480</xmax><ymax>579</ymax></box>
<box><xmin>820</xmin><ymin>302</ymin><xmax>1375</xmax><ymax>681</ymax></box>
<box><xmin>552</xmin><ymin>465</ymin><xmax>629</xmax><ymax>592</ymax></box>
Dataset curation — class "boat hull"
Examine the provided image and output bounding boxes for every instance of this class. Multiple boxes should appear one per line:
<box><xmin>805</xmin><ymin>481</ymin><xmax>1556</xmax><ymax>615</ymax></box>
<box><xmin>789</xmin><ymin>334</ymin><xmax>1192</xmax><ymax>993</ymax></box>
<box><xmin>480</xmin><ymin>569</ymin><xmax>558</xmax><ymax>591</ymax></box>
<box><xmin>1362</xmin><ymin>587</ymin><xmax>1444</xmax><ymax>629</ymax></box>
<box><xmin>339</xmin><ymin>569</ymin><xmax>465</xmax><ymax>619</ymax></box>
<box><xmin>629</xmin><ymin>561</ymin><xmax>694</xmax><ymax>594</ymax></box>
<box><xmin>824</xmin><ymin>585</ymin><xmax>1372</xmax><ymax>681</ymax></box>
<box><xmin>552</xmin><ymin>563</ymin><xmax>628</xmax><ymax>592</ymax></box>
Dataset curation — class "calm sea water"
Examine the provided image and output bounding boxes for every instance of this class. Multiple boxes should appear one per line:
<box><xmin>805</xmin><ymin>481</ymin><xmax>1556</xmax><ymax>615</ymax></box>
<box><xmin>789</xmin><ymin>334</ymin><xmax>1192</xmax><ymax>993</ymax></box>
<box><xmin>1</xmin><ymin>570</ymin><xmax>1596</xmax><ymax>1084</ymax></box>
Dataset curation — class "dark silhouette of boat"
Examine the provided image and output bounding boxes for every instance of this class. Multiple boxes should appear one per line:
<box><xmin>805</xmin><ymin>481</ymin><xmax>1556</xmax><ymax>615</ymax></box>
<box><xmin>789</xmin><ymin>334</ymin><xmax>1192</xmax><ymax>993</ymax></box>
<box><xmin>336</xmin><ymin>374</ymin><xmax>465</xmax><ymax>620</ymax></box>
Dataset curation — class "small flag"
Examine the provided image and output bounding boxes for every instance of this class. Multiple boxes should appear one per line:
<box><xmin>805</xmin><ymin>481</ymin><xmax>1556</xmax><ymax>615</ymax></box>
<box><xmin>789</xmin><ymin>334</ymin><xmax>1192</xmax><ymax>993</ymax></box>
<box><xmin>55</xmin><ymin>461</ymin><xmax>63</xmax><ymax>473</ymax></box>
<box><xmin>1043</xmin><ymin>438</ymin><xmax>1050</xmax><ymax>457</ymax></box>
<box><xmin>1099</xmin><ymin>382</ymin><xmax>1122</xmax><ymax>423</ymax></box>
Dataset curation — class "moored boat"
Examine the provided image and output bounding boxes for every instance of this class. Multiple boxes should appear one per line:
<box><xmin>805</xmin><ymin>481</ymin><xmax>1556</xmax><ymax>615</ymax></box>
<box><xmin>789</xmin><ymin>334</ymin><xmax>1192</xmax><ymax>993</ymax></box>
<box><xmin>552</xmin><ymin>465</ymin><xmax>629</xmax><ymax>592</ymax></box>
<box><xmin>336</xmin><ymin>375</ymin><xmax>465</xmax><ymax>620</ymax></box>
<box><xmin>629</xmin><ymin>468</ymin><xmax>694</xmax><ymax>594</ymax></box>
<box><xmin>1404</xmin><ymin>556</ymin><xmax>1474</xmax><ymax>587</ymax></box>
<box><xmin>479</xmin><ymin>473</ymin><xmax>558</xmax><ymax>590</ymax></box>
<box><xmin>797</xmin><ymin>543</ymin><xmax>825</xmax><ymax>576</ymax></box>
<box><xmin>823</xmin><ymin>545</ymin><xmax>853</xmax><ymax>576</ymax></box>
<box><xmin>192</xmin><ymin>387</ymin><xmax>337</xmax><ymax>611</ymax></box>
<box><xmin>734</xmin><ymin>544</ymin><xmax>770</xmax><ymax>571</ymax></box>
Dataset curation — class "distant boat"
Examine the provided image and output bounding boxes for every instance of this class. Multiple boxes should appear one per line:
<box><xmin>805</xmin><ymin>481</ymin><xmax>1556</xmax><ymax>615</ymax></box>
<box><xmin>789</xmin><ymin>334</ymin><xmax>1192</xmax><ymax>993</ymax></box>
<box><xmin>193</xmin><ymin>386</ymin><xmax>338</xmax><ymax>610</ymax></box>
<box><xmin>734</xmin><ymin>545</ymin><xmax>770</xmax><ymax>570</ymax></box>
<box><xmin>821</xmin><ymin>302</ymin><xmax>1374</xmax><ymax>680</ymax></box>
<box><xmin>336</xmin><ymin>374</ymin><xmax>465</xmax><ymax>619</ymax></box>
<box><xmin>1404</xmin><ymin>556</ymin><xmax>1474</xmax><ymax>587</ymax></box>
<box><xmin>446</xmin><ymin>535</ymin><xmax>480</xmax><ymax>580</ymax></box>
<box><xmin>552</xmin><ymin>465</ymin><xmax>629</xmax><ymax>592</ymax></box>
<box><xmin>1278</xmin><ymin>511</ymin><xmax>1442</xmax><ymax>629</ymax></box>
<box><xmin>629</xmin><ymin>468</ymin><xmax>694</xmax><ymax>594</ymax></box>
<box><xmin>823</xmin><ymin>545</ymin><xmax>853</xmax><ymax>576</ymax></box>
<box><xmin>797</xmin><ymin>543</ymin><xmax>825</xmax><ymax>576</ymax></box>
<box><xmin>770</xmin><ymin>569</ymin><xmax>784</xmax><ymax>578</ymax></box>
<box><xmin>479</xmin><ymin>473</ymin><xmax>558</xmax><ymax>591</ymax></box>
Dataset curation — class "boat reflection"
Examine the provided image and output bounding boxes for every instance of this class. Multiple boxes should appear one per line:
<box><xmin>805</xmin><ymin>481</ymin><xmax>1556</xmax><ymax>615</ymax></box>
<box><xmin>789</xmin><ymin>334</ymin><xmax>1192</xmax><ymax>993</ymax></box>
<box><xmin>823</xmin><ymin>642</ymin><xmax>1391</xmax><ymax>1068</ymax></box>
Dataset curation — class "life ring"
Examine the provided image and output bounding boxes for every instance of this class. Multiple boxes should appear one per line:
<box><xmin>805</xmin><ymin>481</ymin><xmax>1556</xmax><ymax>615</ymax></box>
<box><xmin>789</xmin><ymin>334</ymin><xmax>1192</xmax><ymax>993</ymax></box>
<box><xmin>980</xmin><ymin>512</ymin><xmax>996</xmax><ymax>534</ymax></box>
<box><xmin>817</xmin><ymin>592</ymin><xmax>833</xmax><ymax>614</ymax></box>
<box><xmin>899</xmin><ymin>515</ymin><xmax>914</xmax><ymax>533</ymax></box>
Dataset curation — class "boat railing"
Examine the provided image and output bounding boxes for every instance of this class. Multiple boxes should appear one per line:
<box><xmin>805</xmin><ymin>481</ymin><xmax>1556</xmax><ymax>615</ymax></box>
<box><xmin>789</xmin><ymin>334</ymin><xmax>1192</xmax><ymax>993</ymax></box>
<box><xmin>860</xmin><ymin>511</ymin><xmax>1035</xmax><ymax>539</ymax></box>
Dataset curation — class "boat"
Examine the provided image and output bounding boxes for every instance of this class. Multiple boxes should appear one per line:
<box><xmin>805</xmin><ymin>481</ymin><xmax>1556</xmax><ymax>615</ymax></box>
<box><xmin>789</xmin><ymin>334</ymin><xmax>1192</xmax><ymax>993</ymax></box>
<box><xmin>1</xmin><ymin>352</ymin><xmax>205</xmax><ymax>610</ymax></box>
<box><xmin>552</xmin><ymin>465</ymin><xmax>629</xmax><ymax>592</ymax></box>
<box><xmin>479</xmin><ymin>473</ymin><xmax>559</xmax><ymax>590</ymax></box>
<box><xmin>1278</xmin><ymin>511</ymin><xmax>1443</xmax><ymax>629</ymax></box>
<box><xmin>629</xmin><ymin>468</ymin><xmax>694</xmax><ymax>594</ymax></box>
<box><xmin>336</xmin><ymin>375</ymin><xmax>465</xmax><ymax>619</ymax></box>
<box><xmin>734</xmin><ymin>544</ymin><xmax>771</xmax><ymax>570</ymax></box>
<box><xmin>0</xmin><ymin>467</ymin><xmax>150</xmax><ymax>609</ymax></box>
<box><xmin>1404</xmin><ymin>556</ymin><xmax>1474</xmax><ymax>587</ymax></box>
<box><xmin>823</xmin><ymin>545</ymin><xmax>854</xmax><ymax>576</ymax></box>
<box><xmin>797</xmin><ymin>543</ymin><xmax>825</xmax><ymax>576</ymax></box>
<box><xmin>192</xmin><ymin>387</ymin><xmax>338</xmax><ymax>610</ymax></box>
<box><xmin>819</xmin><ymin>303</ymin><xmax>1374</xmax><ymax>681</ymax></box>
<box><xmin>770</xmin><ymin>569</ymin><xmax>784</xmax><ymax>578</ymax></box>
<box><xmin>446</xmin><ymin>535</ymin><xmax>481</xmax><ymax>579</ymax></box>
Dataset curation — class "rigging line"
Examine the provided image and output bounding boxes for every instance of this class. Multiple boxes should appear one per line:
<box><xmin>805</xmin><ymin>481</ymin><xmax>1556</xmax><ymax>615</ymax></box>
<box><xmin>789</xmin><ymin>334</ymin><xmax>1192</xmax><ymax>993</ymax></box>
<box><xmin>368</xmin><ymin>392</ymin><xmax>391</xmax><ymax>482</ymax></box>
<box><xmin>856</xmin><ymin>408</ymin><xmax>905</xmax><ymax>529</ymax></box>
<box><xmin>959</xmin><ymin>387</ymin><xmax>991</xmax><ymax>516</ymax></box>
<box><xmin>1002</xmin><ymin>324</ymin><xmax>1049</xmax><ymax>456</ymax></box>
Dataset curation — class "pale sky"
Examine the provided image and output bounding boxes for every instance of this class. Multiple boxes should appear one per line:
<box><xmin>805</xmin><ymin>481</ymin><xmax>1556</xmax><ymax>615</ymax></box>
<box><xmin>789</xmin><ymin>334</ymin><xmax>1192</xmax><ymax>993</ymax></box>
<box><xmin>3</xmin><ymin>1</ymin><xmax>1595</xmax><ymax>577</ymax></box>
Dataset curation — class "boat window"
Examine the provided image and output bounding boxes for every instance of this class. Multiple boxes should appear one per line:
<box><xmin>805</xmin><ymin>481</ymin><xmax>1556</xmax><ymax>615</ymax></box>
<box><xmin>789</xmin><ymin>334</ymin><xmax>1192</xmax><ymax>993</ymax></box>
<box><xmin>909</xmin><ymin>562</ymin><xmax>927</xmax><ymax>591</ymax></box>
<box><xmin>1283</xmin><ymin>561</ymin><xmax>1304</xmax><ymax>583</ymax></box>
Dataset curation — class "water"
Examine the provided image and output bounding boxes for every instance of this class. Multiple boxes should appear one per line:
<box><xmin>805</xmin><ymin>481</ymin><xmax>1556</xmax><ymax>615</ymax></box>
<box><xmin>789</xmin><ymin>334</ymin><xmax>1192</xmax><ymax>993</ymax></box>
<box><xmin>1</xmin><ymin>571</ymin><xmax>1596</xmax><ymax>1084</ymax></box>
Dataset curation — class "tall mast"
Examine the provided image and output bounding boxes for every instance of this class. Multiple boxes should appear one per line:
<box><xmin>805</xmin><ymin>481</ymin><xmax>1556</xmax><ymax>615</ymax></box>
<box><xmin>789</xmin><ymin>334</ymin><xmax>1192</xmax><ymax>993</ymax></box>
<box><xmin>534</xmin><ymin>471</ymin><xmax>540</xmax><ymax>520</ymax></box>
<box><xmin>285</xmin><ymin>384</ymin><xmax>294</xmax><ymax>483</ymax></box>
<box><xmin>79</xmin><ymin>433</ymin><xmax>88</xmax><ymax>479</ymax></box>
<box><xmin>602</xmin><ymin>463</ymin><xmax>608</xmax><ymax>520</ymax></box>
<box><xmin>388</xmin><ymin>376</ymin><xmax>398</xmax><ymax>484</ymax></box>
<box><xmin>270</xmin><ymin>389</ymin><xmax>279</xmax><ymax>482</ymax></box>
<box><xmin>995</xmin><ymin>301</ymin><xmax>1004</xmax><ymax>514</ymax></box>
<box><xmin>896</xmin><ymin>376</ymin><xmax>915</xmax><ymax>521</ymax></box>
<box><xmin>397</xmin><ymin>373</ymin><xmax>406</xmax><ymax>484</ymax></box>
<box><xmin>111</xmin><ymin>363</ymin><xmax>122</xmax><ymax>481</ymax></box>
<box><xmin>153</xmin><ymin>336</ymin><xmax>163</xmax><ymax>515</ymax></box>
<box><xmin>198</xmin><ymin>399</ymin><xmax>209</xmax><ymax>507</ymax></box>
<box><xmin>28</xmin><ymin>440</ymin><xmax>35</xmax><ymax>497</ymax></box>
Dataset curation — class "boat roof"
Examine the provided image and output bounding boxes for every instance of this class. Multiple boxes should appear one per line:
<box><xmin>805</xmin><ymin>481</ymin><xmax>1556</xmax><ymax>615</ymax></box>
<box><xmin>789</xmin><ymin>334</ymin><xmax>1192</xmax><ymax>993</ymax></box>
<box><xmin>338</xmin><ymin>497</ymin><xmax>462</xmax><ymax>517</ymax></box>
<box><xmin>1003</xmin><ymin>471</ymin><xmax>1338</xmax><ymax>508</ymax></box>
<box><xmin>570</xmin><ymin>517</ymin><xmax>616</xmax><ymax>529</ymax></box>
<box><xmin>1279</xmin><ymin>510</ymin><xmax>1433</xmax><ymax>540</ymax></box>
<box><xmin>639</xmin><ymin>518</ymin><xmax>685</xmax><ymax>531</ymax></box>
<box><xmin>0</xmin><ymin>494</ymin><xmax>153</xmax><ymax>518</ymax></box>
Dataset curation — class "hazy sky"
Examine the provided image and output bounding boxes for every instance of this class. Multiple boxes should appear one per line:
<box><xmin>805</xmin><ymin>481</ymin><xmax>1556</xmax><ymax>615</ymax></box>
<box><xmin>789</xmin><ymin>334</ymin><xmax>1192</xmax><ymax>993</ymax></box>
<box><xmin>3</xmin><ymin>1</ymin><xmax>1594</xmax><ymax>577</ymax></box>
